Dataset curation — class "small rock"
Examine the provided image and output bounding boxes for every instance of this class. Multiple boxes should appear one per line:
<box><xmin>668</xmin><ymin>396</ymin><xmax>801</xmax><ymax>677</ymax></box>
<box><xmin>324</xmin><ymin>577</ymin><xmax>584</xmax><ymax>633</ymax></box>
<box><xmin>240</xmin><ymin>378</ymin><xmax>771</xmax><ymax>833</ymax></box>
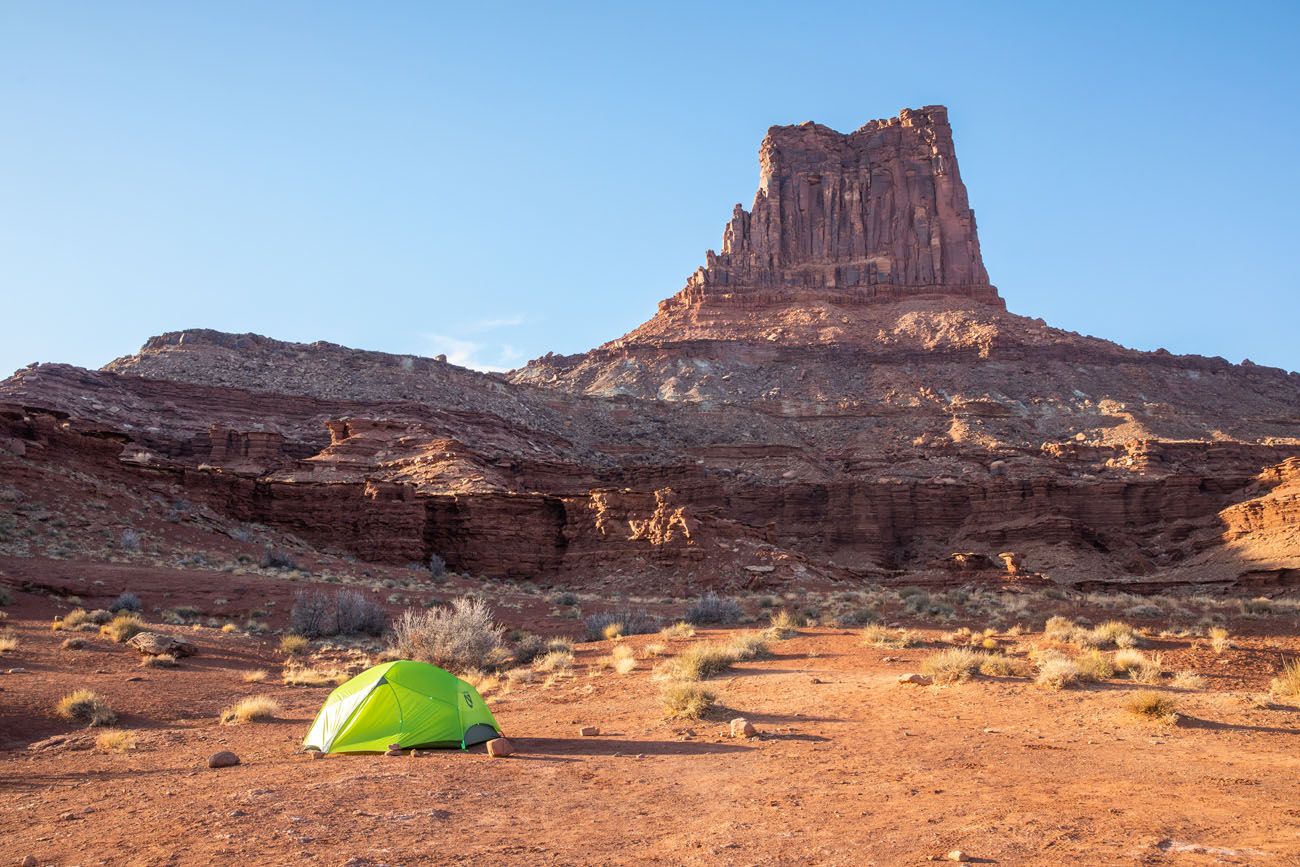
<box><xmin>7</xmin><ymin>668</ymin><xmax>28</xmax><ymax>674</ymax></box>
<box><xmin>809</xmin><ymin>676</ymin><xmax>824</xmax><ymax>684</ymax></box>
<box><xmin>22</xmin><ymin>856</ymin><xmax>38</xmax><ymax>867</ymax></box>
<box><xmin>387</xmin><ymin>742</ymin><xmax>403</xmax><ymax>750</ymax></box>
<box><xmin>578</xmin><ymin>725</ymin><xmax>600</xmax><ymax>737</ymax></box>
<box><xmin>898</xmin><ymin>673</ymin><xmax>933</xmax><ymax>685</ymax></box>
<box><xmin>207</xmin><ymin>751</ymin><xmax>240</xmax><ymax>769</ymax></box>
<box><xmin>384</xmin><ymin>749</ymin><xmax>404</xmax><ymax>757</ymax></box>
<box><xmin>729</xmin><ymin>718</ymin><xmax>758</xmax><ymax>739</ymax></box>
<box><xmin>125</xmin><ymin>676</ymin><xmax>145</xmax><ymax>682</ymax></box>
<box><xmin>228</xmin><ymin>810</ymin><xmax>247</xmax><ymax>818</ymax></box>
<box><xmin>486</xmin><ymin>737</ymin><xmax>515</xmax><ymax>757</ymax></box>
<box><xmin>946</xmin><ymin>850</ymin><xmax>971</xmax><ymax>862</ymax></box>
<box><xmin>306</xmin><ymin>750</ymin><xmax>324</xmax><ymax>760</ymax></box>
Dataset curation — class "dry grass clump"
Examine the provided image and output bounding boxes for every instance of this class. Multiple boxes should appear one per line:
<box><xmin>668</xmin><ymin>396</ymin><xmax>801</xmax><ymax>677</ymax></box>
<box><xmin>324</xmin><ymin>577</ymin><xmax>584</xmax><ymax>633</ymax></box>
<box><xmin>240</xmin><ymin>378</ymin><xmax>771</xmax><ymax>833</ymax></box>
<box><xmin>1126</xmin><ymin>691</ymin><xmax>1179</xmax><ymax>724</ymax></box>
<box><xmin>242</xmin><ymin>669</ymin><xmax>269</xmax><ymax>683</ymax></box>
<box><xmin>1073</xmin><ymin>648</ymin><xmax>1116</xmax><ymax>681</ymax></box>
<box><xmin>220</xmin><ymin>696</ymin><xmax>281</xmax><ymax>724</ymax></box>
<box><xmin>1271</xmin><ymin>658</ymin><xmax>1300</xmax><ymax>700</ymax></box>
<box><xmin>921</xmin><ymin>647</ymin><xmax>987</xmax><ymax>684</ymax></box>
<box><xmin>977</xmin><ymin>653</ymin><xmax>1030</xmax><ymax>677</ymax></box>
<box><xmin>1126</xmin><ymin>653</ymin><xmax>1165</xmax><ymax>685</ymax></box>
<box><xmin>660</xmin><ymin>682</ymin><xmax>715</xmax><ymax>720</ymax></box>
<box><xmin>861</xmin><ymin>624</ymin><xmax>921</xmax><ymax>649</ymax></box>
<box><xmin>95</xmin><ymin>730</ymin><xmax>137</xmax><ymax>753</ymax></box>
<box><xmin>140</xmin><ymin>652</ymin><xmax>178</xmax><ymax>668</ymax></box>
<box><xmin>599</xmin><ymin>644</ymin><xmax>637</xmax><ymax>674</ymax></box>
<box><xmin>1171</xmin><ymin>671</ymin><xmax>1206</xmax><ymax>690</ymax></box>
<box><xmin>56</xmin><ymin>689</ymin><xmax>117</xmax><ymax>727</ymax></box>
<box><xmin>601</xmin><ymin>622</ymin><xmax>624</xmax><ymax>640</ymax></box>
<box><xmin>1035</xmin><ymin>653</ymin><xmax>1081</xmax><ymax>690</ymax></box>
<box><xmin>1044</xmin><ymin>616</ymin><xmax>1140</xmax><ymax>649</ymax></box>
<box><xmin>280</xmin><ymin>634</ymin><xmax>311</xmax><ymax>656</ymax></box>
<box><xmin>53</xmin><ymin>608</ymin><xmax>94</xmax><ymax>631</ymax></box>
<box><xmin>658</xmin><ymin>621</ymin><xmax>695</xmax><ymax>641</ymax></box>
<box><xmin>726</xmin><ymin>631</ymin><xmax>770</xmax><ymax>661</ymax></box>
<box><xmin>100</xmin><ymin>612</ymin><xmax>145</xmax><ymax>643</ymax></box>
<box><xmin>282</xmin><ymin>665</ymin><xmax>348</xmax><ymax>687</ymax></box>
<box><xmin>765</xmin><ymin>609</ymin><xmax>798</xmax><ymax>640</ymax></box>
<box><xmin>533</xmin><ymin>648</ymin><xmax>574</xmax><ymax>674</ymax></box>
<box><xmin>672</xmin><ymin>642</ymin><xmax>737</xmax><ymax>681</ymax></box>
<box><xmin>642</xmin><ymin>642</ymin><xmax>667</xmax><ymax>658</ymax></box>
<box><xmin>0</xmin><ymin>629</ymin><xmax>18</xmax><ymax>653</ymax></box>
<box><xmin>1208</xmin><ymin>626</ymin><xmax>1232</xmax><ymax>654</ymax></box>
<box><xmin>221</xmin><ymin>623</ymin><xmax>238</xmax><ymax>634</ymax></box>
<box><xmin>60</xmin><ymin>636</ymin><xmax>87</xmax><ymax>651</ymax></box>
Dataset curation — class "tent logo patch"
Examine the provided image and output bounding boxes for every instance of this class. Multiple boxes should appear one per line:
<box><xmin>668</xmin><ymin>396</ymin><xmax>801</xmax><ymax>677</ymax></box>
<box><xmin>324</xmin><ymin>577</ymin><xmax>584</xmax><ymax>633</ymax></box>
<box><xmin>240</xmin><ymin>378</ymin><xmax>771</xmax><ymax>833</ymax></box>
<box><xmin>463</xmin><ymin>694</ymin><xmax>473</xmax><ymax>708</ymax></box>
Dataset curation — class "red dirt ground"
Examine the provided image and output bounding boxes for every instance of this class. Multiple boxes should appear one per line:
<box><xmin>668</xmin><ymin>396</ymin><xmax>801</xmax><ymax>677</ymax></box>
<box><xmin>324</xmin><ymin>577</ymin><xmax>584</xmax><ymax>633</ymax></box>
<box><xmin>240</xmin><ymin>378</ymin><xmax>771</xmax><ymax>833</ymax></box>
<box><xmin>2</xmin><ymin>577</ymin><xmax>1299</xmax><ymax>866</ymax></box>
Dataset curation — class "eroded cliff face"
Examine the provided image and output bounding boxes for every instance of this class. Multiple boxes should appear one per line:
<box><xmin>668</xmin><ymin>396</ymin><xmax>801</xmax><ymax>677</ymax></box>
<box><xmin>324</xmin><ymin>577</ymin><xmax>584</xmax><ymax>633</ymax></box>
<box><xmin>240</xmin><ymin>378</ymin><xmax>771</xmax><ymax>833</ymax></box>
<box><xmin>3</xmin><ymin>105</ymin><xmax>1299</xmax><ymax>592</ymax></box>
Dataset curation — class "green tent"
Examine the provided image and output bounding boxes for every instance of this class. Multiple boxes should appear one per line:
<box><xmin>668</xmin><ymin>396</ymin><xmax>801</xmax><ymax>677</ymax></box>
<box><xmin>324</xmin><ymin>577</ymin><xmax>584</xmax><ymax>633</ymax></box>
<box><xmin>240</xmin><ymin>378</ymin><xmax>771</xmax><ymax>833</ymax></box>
<box><xmin>303</xmin><ymin>660</ymin><xmax>500</xmax><ymax>753</ymax></box>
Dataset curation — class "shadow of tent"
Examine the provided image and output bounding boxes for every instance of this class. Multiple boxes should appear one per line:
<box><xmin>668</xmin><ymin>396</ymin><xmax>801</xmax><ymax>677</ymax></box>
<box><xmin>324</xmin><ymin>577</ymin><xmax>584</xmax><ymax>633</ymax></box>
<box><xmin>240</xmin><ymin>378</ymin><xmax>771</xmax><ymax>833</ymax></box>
<box><xmin>507</xmin><ymin>737</ymin><xmax>754</xmax><ymax>757</ymax></box>
<box><xmin>1175</xmin><ymin>715</ymin><xmax>1300</xmax><ymax>735</ymax></box>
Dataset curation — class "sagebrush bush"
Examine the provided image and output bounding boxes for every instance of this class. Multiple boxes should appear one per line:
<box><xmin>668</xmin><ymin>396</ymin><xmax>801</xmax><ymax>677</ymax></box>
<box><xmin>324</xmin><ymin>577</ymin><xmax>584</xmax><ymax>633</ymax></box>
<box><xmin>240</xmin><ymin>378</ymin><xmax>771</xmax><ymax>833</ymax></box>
<box><xmin>56</xmin><ymin>689</ymin><xmax>117</xmax><ymax>727</ymax></box>
<box><xmin>658</xmin><ymin>621</ymin><xmax>695</xmax><ymax>640</ymax></box>
<box><xmin>1036</xmin><ymin>655</ymin><xmax>1080</xmax><ymax>690</ymax></box>
<box><xmin>583</xmin><ymin>609</ymin><xmax>660</xmax><ymax>641</ymax></box>
<box><xmin>661</xmin><ymin>682</ymin><xmax>715</xmax><ymax>720</ymax></box>
<box><xmin>978</xmin><ymin>654</ymin><xmax>1029</xmax><ymax>677</ymax></box>
<box><xmin>1073</xmin><ymin>648</ymin><xmax>1115</xmax><ymax>681</ymax></box>
<box><xmin>290</xmin><ymin>589</ymin><xmax>387</xmax><ymax>638</ymax></box>
<box><xmin>549</xmin><ymin>591</ymin><xmax>578</xmax><ymax>607</ymax></box>
<box><xmin>727</xmin><ymin>631</ymin><xmax>770</xmax><ymax>661</ymax></box>
<box><xmin>511</xmin><ymin>633</ymin><xmax>549</xmax><ymax>665</ymax></box>
<box><xmin>685</xmin><ymin>593</ymin><xmax>743</xmax><ymax>626</ymax></box>
<box><xmin>56</xmin><ymin>608</ymin><xmax>92</xmax><ymax>631</ymax></box>
<box><xmin>109</xmin><ymin>592</ymin><xmax>141</xmax><ymax>613</ymax></box>
<box><xmin>220</xmin><ymin>696</ymin><xmax>280</xmax><ymax>724</ymax></box>
<box><xmin>672</xmin><ymin>642</ymin><xmax>737</xmax><ymax>681</ymax></box>
<box><xmin>390</xmin><ymin>596</ymin><xmax>505</xmax><ymax>673</ymax></box>
<box><xmin>260</xmin><ymin>548</ymin><xmax>297</xmax><ymax>570</ymax></box>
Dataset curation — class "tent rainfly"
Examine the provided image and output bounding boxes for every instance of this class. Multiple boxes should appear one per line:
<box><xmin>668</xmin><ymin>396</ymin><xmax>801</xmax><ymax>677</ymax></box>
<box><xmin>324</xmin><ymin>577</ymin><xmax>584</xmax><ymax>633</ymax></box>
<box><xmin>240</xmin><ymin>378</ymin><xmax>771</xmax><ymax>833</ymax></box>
<box><xmin>303</xmin><ymin>660</ymin><xmax>500</xmax><ymax>753</ymax></box>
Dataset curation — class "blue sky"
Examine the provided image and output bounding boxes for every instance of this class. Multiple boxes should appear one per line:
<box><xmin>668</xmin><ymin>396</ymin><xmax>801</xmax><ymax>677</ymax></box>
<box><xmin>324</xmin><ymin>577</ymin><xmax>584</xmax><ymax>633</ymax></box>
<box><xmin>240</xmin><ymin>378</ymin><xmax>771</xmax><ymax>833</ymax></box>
<box><xmin>2</xmin><ymin>1</ymin><xmax>1298</xmax><ymax>376</ymax></box>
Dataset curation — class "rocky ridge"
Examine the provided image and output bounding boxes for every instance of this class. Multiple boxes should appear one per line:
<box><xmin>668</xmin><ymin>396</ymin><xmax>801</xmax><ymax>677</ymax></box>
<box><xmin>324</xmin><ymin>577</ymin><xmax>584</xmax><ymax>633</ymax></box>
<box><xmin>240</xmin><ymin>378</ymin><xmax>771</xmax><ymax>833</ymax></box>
<box><xmin>2</xmin><ymin>105</ymin><xmax>1298</xmax><ymax>592</ymax></box>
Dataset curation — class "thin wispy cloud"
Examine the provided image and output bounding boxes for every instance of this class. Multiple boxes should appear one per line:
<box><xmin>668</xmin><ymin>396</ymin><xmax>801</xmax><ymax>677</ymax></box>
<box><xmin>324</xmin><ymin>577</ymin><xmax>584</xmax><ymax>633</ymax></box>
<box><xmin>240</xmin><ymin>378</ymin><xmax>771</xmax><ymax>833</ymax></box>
<box><xmin>420</xmin><ymin>332</ymin><xmax>526</xmax><ymax>373</ymax></box>
<box><xmin>466</xmin><ymin>315</ymin><xmax>526</xmax><ymax>332</ymax></box>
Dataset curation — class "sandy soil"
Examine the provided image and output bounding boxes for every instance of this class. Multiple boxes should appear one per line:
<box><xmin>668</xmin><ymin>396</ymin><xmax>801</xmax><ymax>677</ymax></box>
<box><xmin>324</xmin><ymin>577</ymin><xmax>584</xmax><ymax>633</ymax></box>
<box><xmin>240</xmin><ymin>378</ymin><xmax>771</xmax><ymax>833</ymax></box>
<box><xmin>2</xmin><ymin>580</ymin><xmax>1299</xmax><ymax>866</ymax></box>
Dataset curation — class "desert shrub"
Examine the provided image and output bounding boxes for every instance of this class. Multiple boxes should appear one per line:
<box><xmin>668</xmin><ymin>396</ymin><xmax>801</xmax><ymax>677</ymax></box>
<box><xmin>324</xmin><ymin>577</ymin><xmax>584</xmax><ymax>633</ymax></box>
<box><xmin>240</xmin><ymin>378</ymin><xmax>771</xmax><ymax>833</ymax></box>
<box><xmin>1126</xmin><ymin>603</ymin><xmax>1163</xmax><ymax>619</ymax></box>
<box><xmin>511</xmin><ymin>633</ymin><xmax>549</xmax><ymax>665</ymax></box>
<box><xmin>685</xmin><ymin>593</ymin><xmax>743</xmax><ymax>626</ymax></box>
<box><xmin>1126</xmin><ymin>691</ymin><xmax>1179</xmax><ymax>724</ymax></box>
<box><xmin>108</xmin><ymin>591</ymin><xmax>141</xmax><ymax>613</ymax></box>
<box><xmin>95</xmin><ymin>730</ymin><xmax>136</xmax><ymax>753</ymax></box>
<box><xmin>141</xmin><ymin>653</ymin><xmax>178</xmax><ymax>668</ymax></box>
<box><xmin>1127</xmin><ymin>653</ymin><xmax>1165</xmax><ymax>685</ymax></box>
<box><xmin>861</xmin><ymin>624</ymin><xmax>920</xmax><ymax>649</ymax></box>
<box><xmin>658</xmin><ymin>621</ymin><xmax>695</xmax><ymax>641</ymax></box>
<box><xmin>60</xmin><ymin>636</ymin><xmax>87</xmax><ymax>651</ymax></box>
<box><xmin>283</xmin><ymin>665</ymin><xmax>347</xmax><ymax>687</ymax></box>
<box><xmin>290</xmin><ymin>589</ymin><xmax>387</xmax><ymax>638</ymax></box>
<box><xmin>0</xmin><ymin>629</ymin><xmax>18</xmax><ymax>653</ymax></box>
<box><xmin>242</xmin><ymin>669</ymin><xmax>269</xmax><ymax>683</ymax></box>
<box><xmin>765</xmin><ymin>609</ymin><xmax>798</xmax><ymax>640</ymax></box>
<box><xmin>220</xmin><ymin>696</ymin><xmax>280</xmax><ymax>724</ymax></box>
<box><xmin>1171</xmin><ymin>671</ymin><xmax>1206</xmax><ymax>690</ymax></box>
<box><xmin>1239</xmin><ymin>597</ymin><xmax>1275</xmax><ymax>616</ymax></box>
<box><xmin>280</xmin><ymin>634</ymin><xmax>311</xmax><ymax>656</ymax></box>
<box><xmin>260</xmin><ymin>548</ymin><xmax>297</xmax><ymax>570</ymax></box>
<box><xmin>726</xmin><ymin>631</ymin><xmax>770</xmax><ymax>661</ymax></box>
<box><xmin>583</xmin><ymin>609</ymin><xmax>660</xmax><ymax>641</ymax></box>
<box><xmin>428</xmin><ymin>552</ymin><xmax>447</xmax><ymax>578</ymax></box>
<box><xmin>1271</xmin><ymin>658</ymin><xmax>1300</xmax><ymax>700</ymax></box>
<box><xmin>672</xmin><ymin>642</ymin><xmax>737</xmax><ymax>681</ymax></box>
<box><xmin>56</xmin><ymin>608</ymin><xmax>92</xmax><ymax>631</ymax></box>
<box><xmin>601</xmin><ymin>644</ymin><xmax>637</xmax><ymax>674</ymax></box>
<box><xmin>1112</xmin><ymin>648</ymin><xmax>1147</xmax><ymax>673</ymax></box>
<box><xmin>1035</xmin><ymin>654</ymin><xmax>1081</xmax><ymax>690</ymax></box>
<box><xmin>1208</xmin><ymin>626</ymin><xmax>1232</xmax><ymax>654</ymax></box>
<box><xmin>390</xmin><ymin>596</ymin><xmax>505</xmax><ymax>673</ymax></box>
<box><xmin>921</xmin><ymin>648</ymin><xmax>986</xmax><ymax>685</ymax></box>
<box><xmin>602</xmin><ymin>622</ymin><xmax>624</xmax><ymax>641</ymax></box>
<box><xmin>834</xmin><ymin>606</ymin><xmax>878</xmax><ymax>627</ymax></box>
<box><xmin>119</xmin><ymin>529</ymin><xmax>141</xmax><ymax>552</ymax></box>
<box><xmin>56</xmin><ymin>689</ymin><xmax>117</xmax><ymax>727</ymax></box>
<box><xmin>978</xmin><ymin>653</ymin><xmax>1029</xmax><ymax>677</ymax></box>
<box><xmin>661</xmin><ymin>682</ymin><xmax>715</xmax><ymax>720</ymax></box>
<box><xmin>0</xmin><ymin>586</ymin><xmax>11</xmax><ymax>606</ymax></box>
<box><xmin>533</xmin><ymin>648</ymin><xmax>574</xmax><ymax>674</ymax></box>
<box><xmin>100</xmin><ymin>613</ymin><xmax>144</xmax><ymax>643</ymax></box>
<box><xmin>1074</xmin><ymin>648</ymin><xmax>1116</xmax><ymax>681</ymax></box>
<box><xmin>221</xmin><ymin>623</ymin><xmax>238</xmax><ymax>633</ymax></box>
<box><xmin>549</xmin><ymin>591</ymin><xmax>578</xmax><ymax>607</ymax></box>
<box><xmin>1044</xmin><ymin>615</ymin><xmax>1076</xmax><ymax>641</ymax></box>
<box><xmin>85</xmin><ymin>609</ymin><xmax>113</xmax><ymax>625</ymax></box>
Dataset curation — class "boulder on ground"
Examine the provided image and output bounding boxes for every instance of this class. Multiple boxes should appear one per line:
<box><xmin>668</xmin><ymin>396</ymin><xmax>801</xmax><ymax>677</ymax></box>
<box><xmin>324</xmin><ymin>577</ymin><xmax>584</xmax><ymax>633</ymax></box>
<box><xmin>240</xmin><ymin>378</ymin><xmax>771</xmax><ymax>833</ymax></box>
<box><xmin>729</xmin><ymin>718</ymin><xmax>758</xmax><ymax>739</ymax></box>
<box><xmin>208</xmin><ymin>751</ymin><xmax>240</xmax><ymax>768</ymax></box>
<box><xmin>898</xmin><ymin>673</ymin><xmax>933</xmax><ymax>685</ymax></box>
<box><xmin>486</xmin><ymin>737</ymin><xmax>515</xmax><ymax>757</ymax></box>
<box><xmin>578</xmin><ymin>725</ymin><xmax>600</xmax><ymax>737</ymax></box>
<box><xmin>127</xmin><ymin>632</ymin><xmax>196</xmax><ymax>657</ymax></box>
